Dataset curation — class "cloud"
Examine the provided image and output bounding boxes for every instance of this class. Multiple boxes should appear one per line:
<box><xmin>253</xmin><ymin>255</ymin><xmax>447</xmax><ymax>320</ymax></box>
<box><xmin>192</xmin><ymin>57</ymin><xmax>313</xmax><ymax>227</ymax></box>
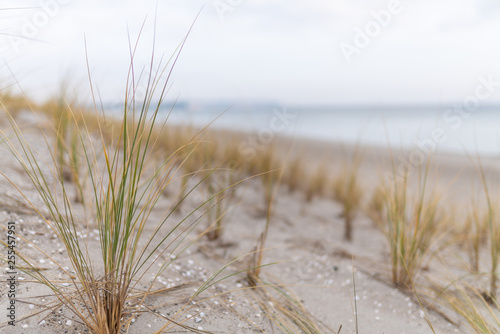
<box><xmin>2</xmin><ymin>0</ymin><xmax>500</xmax><ymax>104</ymax></box>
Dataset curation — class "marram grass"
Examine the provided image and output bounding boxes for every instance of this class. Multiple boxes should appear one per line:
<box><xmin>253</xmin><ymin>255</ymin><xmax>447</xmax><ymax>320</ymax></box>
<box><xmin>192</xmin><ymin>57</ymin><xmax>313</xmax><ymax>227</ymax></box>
<box><xmin>381</xmin><ymin>153</ymin><xmax>446</xmax><ymax>288</ymax></box>
<box><xmin>0</xmin><ymin>32</ymin><xmax>240</xmax><ymax>333</ymax></box>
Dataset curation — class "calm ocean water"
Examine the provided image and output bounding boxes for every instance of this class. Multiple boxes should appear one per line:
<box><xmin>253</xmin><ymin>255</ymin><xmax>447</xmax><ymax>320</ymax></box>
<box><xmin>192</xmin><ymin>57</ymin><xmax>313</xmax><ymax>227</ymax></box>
<box><xmin>161</xmin><ymin>105</ymin><xmax>500</xmax><ymax>156</ymax></box>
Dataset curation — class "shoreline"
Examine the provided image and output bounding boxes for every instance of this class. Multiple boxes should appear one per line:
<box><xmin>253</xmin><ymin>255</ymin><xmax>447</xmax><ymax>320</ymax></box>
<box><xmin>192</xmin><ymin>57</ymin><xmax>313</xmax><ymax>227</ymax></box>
<box><xmin>166</xmin><ymin>104</ymin><xmax>500</xmax><ymax>158</ymax></box>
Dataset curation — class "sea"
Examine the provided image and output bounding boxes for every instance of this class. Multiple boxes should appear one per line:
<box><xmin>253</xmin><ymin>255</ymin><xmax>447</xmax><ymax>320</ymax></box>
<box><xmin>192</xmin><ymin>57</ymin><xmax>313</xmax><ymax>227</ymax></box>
<box><xmin>119</xmin><ymin>103</ymin><xmax>500</xmax><ymax>157</ymax></box>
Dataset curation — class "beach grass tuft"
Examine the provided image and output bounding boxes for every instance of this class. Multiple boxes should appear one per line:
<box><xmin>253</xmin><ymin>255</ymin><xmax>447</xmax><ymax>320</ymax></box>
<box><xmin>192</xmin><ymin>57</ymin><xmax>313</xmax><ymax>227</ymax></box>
<box><xmin>381</xmin><ymin>153</ymin><xmax>446</xmax><ymax>288</ymax></box>
<box><xmin>0</xmin><ymin>28</ymin><xmax>234</xmax><ymax>333</ymax></box>
<box><xmin>332</xmin><ymin>149</ymin><xmax>363</xmax><ymax>241</ymax></box>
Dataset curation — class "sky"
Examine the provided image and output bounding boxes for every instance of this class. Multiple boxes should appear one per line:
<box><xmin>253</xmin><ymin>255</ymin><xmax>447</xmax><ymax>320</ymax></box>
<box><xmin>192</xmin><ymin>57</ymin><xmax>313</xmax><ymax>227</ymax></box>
<box><xmin>1</xmin><ymin>0</ymin><xmax>500</xmax><ymax>106</ymax></box>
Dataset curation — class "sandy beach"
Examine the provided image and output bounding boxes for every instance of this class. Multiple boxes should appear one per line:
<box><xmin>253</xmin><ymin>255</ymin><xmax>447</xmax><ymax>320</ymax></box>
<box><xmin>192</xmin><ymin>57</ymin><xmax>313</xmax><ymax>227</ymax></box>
<box><xmin>0</xmin><ymin>110</ymin><xmax>497</xmax><ymax>334</ymax></box>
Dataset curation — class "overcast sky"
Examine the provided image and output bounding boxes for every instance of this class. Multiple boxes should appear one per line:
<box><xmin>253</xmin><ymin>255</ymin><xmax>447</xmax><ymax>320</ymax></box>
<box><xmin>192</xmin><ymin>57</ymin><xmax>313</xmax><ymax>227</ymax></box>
<box><xmin>1</xmin><ymin>0</ymin><xmax>500</xmax><ymax>106</ymax></box>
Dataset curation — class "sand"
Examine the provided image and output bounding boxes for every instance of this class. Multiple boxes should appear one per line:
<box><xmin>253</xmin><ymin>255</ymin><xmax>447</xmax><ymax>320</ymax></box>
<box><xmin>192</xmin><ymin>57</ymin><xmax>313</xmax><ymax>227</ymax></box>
<box><xmin>0</xmin><ymin>111</ymin><xmax>493</xmax><ymax>333</ymax></box>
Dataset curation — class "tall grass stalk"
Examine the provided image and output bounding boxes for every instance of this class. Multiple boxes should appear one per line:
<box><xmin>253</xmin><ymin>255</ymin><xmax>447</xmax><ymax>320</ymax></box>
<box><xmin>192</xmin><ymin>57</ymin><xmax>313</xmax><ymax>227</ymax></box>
<box><xmin>247</xmin><ymin>160</ymin><xmax>284</xmax><ymax>285</ymax></box>
<box><xmin>474</xmin><ymin>155</ymin><xmax>500</xmax><ymax>302</ymax></box>
<box><xmin>0</xmin><ymin>28</ymin><xmax>224</xmax><ymax>333</ymax></box>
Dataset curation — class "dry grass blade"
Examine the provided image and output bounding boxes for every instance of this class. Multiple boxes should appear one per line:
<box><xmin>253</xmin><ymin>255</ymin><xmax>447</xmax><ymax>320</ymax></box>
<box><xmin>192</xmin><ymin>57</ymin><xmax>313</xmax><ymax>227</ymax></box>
<box><xmin>247</xmin><ymin>275</ymin><xmax>338</xmax><ymax>334</ymax></box>
<box><xmin>440</xmin><ymin>282</ymin><xmax>500</xmax><ymax>334</ymax></box>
